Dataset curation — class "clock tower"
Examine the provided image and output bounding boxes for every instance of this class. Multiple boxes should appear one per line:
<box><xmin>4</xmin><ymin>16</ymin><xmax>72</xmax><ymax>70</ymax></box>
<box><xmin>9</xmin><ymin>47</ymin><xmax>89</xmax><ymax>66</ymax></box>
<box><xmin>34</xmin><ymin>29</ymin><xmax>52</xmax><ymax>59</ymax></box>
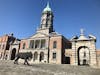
<box><xmin>37</xmin><ymin>2</ymin><xmax>54</xmax><ymax>34</ymax></box>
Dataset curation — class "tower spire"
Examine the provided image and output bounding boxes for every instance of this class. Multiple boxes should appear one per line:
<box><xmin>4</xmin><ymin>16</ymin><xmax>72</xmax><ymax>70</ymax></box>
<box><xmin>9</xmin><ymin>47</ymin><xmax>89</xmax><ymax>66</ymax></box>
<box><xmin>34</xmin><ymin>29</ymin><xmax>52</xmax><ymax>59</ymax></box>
<box><xmin>80</xmin><ymin>28</ymin><xmax>84</xmax><ymax>36</ymax></box>
<box><xmin>37</xmin><ymin>1</ymin><xmax>54</xmax><ymax>34</ymax></box>
<box><xmin>43</xmin><ymin>1</ymin><xmax>51</xmax><ymax>12</ymax></box>
<box><xmin>47</xmin><ymin>1</ymin><xmax>50</xmax><ymax>8</ymax></box>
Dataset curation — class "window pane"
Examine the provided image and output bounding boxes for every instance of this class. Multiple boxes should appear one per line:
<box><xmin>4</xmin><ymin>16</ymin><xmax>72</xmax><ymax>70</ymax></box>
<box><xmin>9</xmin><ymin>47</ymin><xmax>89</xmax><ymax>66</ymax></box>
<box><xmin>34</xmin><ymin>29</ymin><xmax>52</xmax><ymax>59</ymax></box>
<box><xmin>41</xmin><ymin>39</ymin><xmax>46</xmax><ymax>49</ymax></box>
<box><xmin>53</xmin><ymin>53</ymin><xmax>56</xmax><ymax>59</ymax></box>
<box><xmin>29</xmin><ymin>40</ymin><xmax>34</xmax><ymax>49</ymax></box>
<box><xmin>23</xmin><ymin>43</ymin><xmax>25</xmax><ymax>49</ymax></box>
<box><xmin>53</xmin><ymin>41</ymin><xmax>57</xmax><ymax>48</ymax></box>
<box><xmin>35</xmin><ymin>40</ymin><xmax>40</xmax><ymax>49</ymax></box>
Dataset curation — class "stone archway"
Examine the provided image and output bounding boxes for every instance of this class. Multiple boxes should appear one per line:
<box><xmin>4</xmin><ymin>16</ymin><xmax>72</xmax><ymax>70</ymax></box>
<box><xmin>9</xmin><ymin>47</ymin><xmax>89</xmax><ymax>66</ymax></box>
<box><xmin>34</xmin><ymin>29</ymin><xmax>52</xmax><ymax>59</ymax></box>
<box><xmin>77</xmin><ymin>46</ymin><xmax>90</xmax><ymax>66</ymax></box>
<box><xmin>40</xmin><ymin>52</ymin><xmax>44</xmax><ymax>62</ymax></box>
<box><xmin>11</xmin><ymin>48</ymin><xmax>16</xmax><ymax>60</ymax></box>
<box><xmin>34</xmin><ymin>52</ymin><xmax>38</xmax><ymax>61</ymax></box>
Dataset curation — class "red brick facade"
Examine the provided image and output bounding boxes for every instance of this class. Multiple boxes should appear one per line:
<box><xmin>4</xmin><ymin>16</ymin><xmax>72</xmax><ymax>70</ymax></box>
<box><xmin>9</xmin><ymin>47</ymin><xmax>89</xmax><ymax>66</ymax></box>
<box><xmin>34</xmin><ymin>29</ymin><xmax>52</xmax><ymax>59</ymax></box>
<box><xmin>0</xmin><ymin>34</ymin><xmax>15</xmax><ymax>60</ymax></box>
<box><xmin>20</xmin><ymin>40</ymin><xmax>28</xmax><ymax>50</ymax></box>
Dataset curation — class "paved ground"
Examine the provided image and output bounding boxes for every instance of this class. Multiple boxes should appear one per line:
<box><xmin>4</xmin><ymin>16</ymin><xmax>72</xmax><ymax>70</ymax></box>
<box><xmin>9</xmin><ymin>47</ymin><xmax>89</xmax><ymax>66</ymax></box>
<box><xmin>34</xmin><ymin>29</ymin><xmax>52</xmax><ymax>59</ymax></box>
<box><xmin>0</xmin><ymin>60</ymin><xmax>100</xmax><ymax>75</ymax></box>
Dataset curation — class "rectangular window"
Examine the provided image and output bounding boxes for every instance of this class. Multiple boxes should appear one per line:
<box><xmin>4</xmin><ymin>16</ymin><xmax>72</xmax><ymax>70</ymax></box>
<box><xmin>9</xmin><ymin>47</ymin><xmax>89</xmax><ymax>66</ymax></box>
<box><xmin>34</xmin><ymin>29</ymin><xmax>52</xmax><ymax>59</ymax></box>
<box><xmin>29</xmin><ymin>40</ymin><xmax>34</xmax><ymax>49</ymax></box>
<box><xmin>53</xmin><ymin>53</ymin><xmax>56</xmax><ymax>59</ymax></box>
<box><xmin>41</xmin><ymin>39</ymin><xmax>46</xmax><ymax>49</ymax></box>
<box><xmin>35</xmin><ymin>40</ymin><xmax>40</xmax><ymax>49</ymax></box>
<box><xmin>53</xmin><ymin>41</ymin><xmax>57</xmax><ymax>49</ymax></box>
<box><xmin>23</xmin><ymin>43</ymin><xmax>25</xmax><ymax>49</ymax></box>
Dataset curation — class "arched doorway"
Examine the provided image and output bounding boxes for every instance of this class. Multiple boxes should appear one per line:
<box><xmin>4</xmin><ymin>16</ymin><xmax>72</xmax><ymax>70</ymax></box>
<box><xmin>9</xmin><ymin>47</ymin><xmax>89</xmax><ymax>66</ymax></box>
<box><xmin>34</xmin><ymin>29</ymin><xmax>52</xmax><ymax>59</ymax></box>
<box><xmin>40</xmin><ymin>52</ymin><xmax>44</xmax><ymax>62</ymax></box>
<box><xmin>77</xmin><ymin>46</ymin><xmax>90</xmax><ymax>66</ymax></box>
<box><xmin>34</xmin><ymin>52</ymin><xmax>38</xmax><ymax>61</ymax></box>
<box><xmin>11</xmin><ymin>48</ymin><xmax>16</xmax><ymax>60</ymax></box>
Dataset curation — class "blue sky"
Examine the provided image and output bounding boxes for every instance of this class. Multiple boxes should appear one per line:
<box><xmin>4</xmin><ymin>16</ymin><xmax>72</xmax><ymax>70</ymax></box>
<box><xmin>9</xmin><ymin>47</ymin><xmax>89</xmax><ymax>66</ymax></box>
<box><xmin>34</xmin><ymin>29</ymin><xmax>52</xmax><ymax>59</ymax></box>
<box><xmin>0</xmin><ymin>0</ymin><xmax>100</xmax><ymax>48</ymax></box>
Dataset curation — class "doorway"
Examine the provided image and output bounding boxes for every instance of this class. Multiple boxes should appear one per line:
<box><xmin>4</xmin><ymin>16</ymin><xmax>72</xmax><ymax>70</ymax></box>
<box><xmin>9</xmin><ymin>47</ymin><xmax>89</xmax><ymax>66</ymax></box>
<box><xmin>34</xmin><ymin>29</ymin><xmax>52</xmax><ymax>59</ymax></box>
<box><xmin>77</xmin><ymin>46</ymin><xmax>90</xmax><ymax>66</ymax></box>
<box><xmin>40</xmin><ymin>52</ymin><xmax>44</xmax><ymax>62</ymax></box>
<box><xmin>11</xmin><ymin>48</ymin><xmax>16</xmax><ymax>60</ymax></box>
<box><xmin>65</xmin><ymin>57</ymin><xmax>70</xmax><ymax>64</ymax></box>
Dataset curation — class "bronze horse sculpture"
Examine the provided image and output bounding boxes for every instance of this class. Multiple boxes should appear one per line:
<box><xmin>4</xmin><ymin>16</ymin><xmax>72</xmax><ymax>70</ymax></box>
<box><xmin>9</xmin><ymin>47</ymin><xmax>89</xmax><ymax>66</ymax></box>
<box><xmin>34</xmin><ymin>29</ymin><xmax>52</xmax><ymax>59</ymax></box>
<box><xmin>14</xmin><ymin>52</ymin><xmax>33</xmax><ymax>65</ymax></box>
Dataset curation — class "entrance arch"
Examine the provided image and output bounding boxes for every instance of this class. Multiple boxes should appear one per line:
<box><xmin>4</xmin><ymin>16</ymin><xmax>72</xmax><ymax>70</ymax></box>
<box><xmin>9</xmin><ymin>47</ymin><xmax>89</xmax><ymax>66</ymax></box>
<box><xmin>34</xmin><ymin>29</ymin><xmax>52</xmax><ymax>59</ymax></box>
<box><xmin>77</xmin><ymin>46</ymin><xmax>90</xmax><ymax>66</ymax></box>
<box><xmin>11</xmin><ymin>48</ymin><xmax>16</xmax><ymax>60</ymax></box>
<box><xmin>40</xmin><ymin>52</ymin><xmax>44</xmax><ymax>62</ymax></box>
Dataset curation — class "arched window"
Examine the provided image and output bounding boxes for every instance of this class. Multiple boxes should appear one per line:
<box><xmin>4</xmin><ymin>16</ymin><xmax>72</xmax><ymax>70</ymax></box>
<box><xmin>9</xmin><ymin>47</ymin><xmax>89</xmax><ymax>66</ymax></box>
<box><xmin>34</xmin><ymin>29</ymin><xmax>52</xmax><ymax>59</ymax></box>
<box><xmin>40</xmin><ymin>52</ymin><xmax>44</xmax><ymax>62</ymax></box>
<box><xmin>34</xmin><ymin>52</ymin><xmax>38</xmax><ymax>61</ymax></box>
<box><xmin>23</xmin><ymin>43</ymin><xmax>26</xmax><ymax>49</ymax></box>
<box><xmin>53</xmin><ymin>41</ymin><xmax>57</xmax><ymax>48</ymax></box>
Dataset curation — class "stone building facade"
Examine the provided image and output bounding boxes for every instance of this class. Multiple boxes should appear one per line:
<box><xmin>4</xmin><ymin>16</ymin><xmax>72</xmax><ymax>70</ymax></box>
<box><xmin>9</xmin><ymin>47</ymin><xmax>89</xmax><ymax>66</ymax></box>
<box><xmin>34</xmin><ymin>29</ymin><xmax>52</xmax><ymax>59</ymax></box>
<box><xmin>19</xmin><ymin>2</ymin><xmax>71</xmax><ymax>64</ymax></box>
<box><xmin>0</xmin><ymin>33</ymin><xmax>20</xmax><ymax>60</ymax></box>
<box><xmin>65</xmin><ymin>29</ymin><xmax>97</xmax><ymax>66</ymax></box>
<box><xmin>0</xmin><ymin>2</ymin><xmax>100</xmax><ymax>67</ymax></box>
<box><xmin>96</xmin><ymin>50</ymin><xmax>100</xmax><ymax>67</ymax></box>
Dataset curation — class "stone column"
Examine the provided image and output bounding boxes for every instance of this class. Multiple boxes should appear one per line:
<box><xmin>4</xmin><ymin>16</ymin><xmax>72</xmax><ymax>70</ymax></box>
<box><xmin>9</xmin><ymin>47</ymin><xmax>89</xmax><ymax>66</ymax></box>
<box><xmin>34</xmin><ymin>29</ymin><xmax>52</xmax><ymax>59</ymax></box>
<box><xmin>89</xmin><ymin>40</ymin><xmax>97</xmax><ymax>66</ymax></box>
<box><xmin>44</xmin><ymin>54</ymin><xmax>48</xmax><ymax>63</ymax></box>
<box><xmin>39</xmin><ymin>40</ymin><xmax>41</xmax><ymax>49</ymax></box>
<box><xmin>71</xmin><ymin>41</ymin><xmax>78</xmax><ymax>65</ymax></box>
<box><xmin>28</xmin><ymin>40</ymin><xmax>30</xmax><ymax>49</ymax></box>
<box><xmin>46</xmin><ymin>39</ymin><xmax>48</xmax><ymax>49</ymax></box>
<box><xmin>34</xmin><ymin>40</ymin><xmax>36</xmax><ymax>49</ymax></box>
<box><xmin>7</xmin><ymin>45</ymin><xmax>12</xmax><ymax>60</ymax></box>
<box><xmin>38</xmin><ymin>53</ymin><xmax>40</xmax><ymax>63</ymax></box>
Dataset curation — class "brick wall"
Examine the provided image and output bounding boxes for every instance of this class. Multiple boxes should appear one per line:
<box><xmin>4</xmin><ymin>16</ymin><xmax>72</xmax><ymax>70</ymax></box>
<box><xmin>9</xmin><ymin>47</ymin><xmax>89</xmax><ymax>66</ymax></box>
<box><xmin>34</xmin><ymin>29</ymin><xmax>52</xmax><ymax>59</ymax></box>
<box><xmin>49</xmin><ymin>36</ymin><xmax>62</xmax><ymax>64</ymax></box>
<box><xmin>20</xmin><ymin>40</ymin><xmax>28</xmax><ymax>49</ymax></box>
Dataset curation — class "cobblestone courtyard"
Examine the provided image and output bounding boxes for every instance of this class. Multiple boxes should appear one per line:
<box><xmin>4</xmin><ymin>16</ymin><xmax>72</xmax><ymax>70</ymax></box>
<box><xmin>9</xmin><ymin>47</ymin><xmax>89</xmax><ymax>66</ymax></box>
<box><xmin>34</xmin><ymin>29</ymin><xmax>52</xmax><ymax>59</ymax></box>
<box><xmin>0</xmin><ymin>60</ymin><xmax>100</xmax><ymax>75</ymax></box>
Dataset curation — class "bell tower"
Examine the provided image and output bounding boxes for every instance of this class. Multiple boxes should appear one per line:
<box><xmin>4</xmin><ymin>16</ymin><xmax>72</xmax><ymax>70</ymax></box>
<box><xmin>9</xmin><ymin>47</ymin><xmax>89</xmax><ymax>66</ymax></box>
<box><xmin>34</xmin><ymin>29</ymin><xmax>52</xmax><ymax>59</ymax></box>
<box><xmin>37</xmin><ymin>2</ymin><xmax>54</xmax><ymax>34</ymax></box>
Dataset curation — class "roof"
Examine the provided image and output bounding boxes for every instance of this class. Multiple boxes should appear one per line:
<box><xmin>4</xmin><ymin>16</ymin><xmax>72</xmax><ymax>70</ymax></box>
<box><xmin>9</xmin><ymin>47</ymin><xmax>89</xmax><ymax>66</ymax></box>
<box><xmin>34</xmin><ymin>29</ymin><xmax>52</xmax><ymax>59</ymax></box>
<box><xmin>71</xmin><ymin>29</ymin><xmax>96</xmax><ymax>41</ymax></box>
<box><xmin>78</xmin><ymin>35</ymin><xmax>89</xmax><ymax>41</ymax></box>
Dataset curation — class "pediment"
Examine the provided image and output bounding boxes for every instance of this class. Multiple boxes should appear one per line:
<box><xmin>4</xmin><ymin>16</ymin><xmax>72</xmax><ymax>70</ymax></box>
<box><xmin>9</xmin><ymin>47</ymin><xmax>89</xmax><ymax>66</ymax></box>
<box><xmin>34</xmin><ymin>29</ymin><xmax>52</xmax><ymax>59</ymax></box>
<box><xmin>30</xmin><ymin>32</ymin><xmax>49</xmax><ymax>38</ymax></box>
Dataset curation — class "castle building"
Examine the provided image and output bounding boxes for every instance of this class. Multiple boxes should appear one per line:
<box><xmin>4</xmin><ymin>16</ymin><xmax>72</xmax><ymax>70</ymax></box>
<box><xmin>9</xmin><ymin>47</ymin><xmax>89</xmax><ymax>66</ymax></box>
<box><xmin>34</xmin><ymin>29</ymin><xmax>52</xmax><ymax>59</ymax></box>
<box><xmin>18</xmin><ymin>2</ymin><xmax>71</xmax><ymax>64</ymax></box>
<box><xmin>0</xmin><ymin>2</ymin><xmax>100</xmax><ymax>67</ymax></box>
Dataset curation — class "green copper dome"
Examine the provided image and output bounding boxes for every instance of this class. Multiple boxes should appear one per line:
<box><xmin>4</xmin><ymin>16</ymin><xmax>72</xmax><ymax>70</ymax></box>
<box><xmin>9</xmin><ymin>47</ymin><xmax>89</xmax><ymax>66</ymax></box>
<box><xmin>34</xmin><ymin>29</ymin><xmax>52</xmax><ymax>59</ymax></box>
<box><xmin>43</xmin><ymin>2</ymin><xmax>51</xmax><ymax>12</ymax></box>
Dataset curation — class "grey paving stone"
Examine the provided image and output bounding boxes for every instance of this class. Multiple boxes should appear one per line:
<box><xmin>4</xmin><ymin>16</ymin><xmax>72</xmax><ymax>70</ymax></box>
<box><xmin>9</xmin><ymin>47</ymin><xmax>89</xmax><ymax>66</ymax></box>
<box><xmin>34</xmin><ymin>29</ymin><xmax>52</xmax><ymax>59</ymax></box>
<box><xmin>0</xmin><ymin>60</ymin><xmax>100</xmax><ymax>75</ymax></box>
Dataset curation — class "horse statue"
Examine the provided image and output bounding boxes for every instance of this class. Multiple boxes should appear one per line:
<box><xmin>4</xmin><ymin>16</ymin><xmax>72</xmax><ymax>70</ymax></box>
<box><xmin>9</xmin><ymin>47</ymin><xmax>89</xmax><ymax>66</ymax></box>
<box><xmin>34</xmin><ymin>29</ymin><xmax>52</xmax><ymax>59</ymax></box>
<box><xmin>14</xmin><ymin>52</ymin><xmax>33</xmax><ymax>65</ymax></box>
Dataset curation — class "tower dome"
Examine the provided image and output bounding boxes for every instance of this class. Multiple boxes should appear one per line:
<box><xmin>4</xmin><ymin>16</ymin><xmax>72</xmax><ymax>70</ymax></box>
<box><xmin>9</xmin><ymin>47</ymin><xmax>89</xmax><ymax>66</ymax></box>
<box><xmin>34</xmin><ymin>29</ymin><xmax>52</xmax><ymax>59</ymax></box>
<box><xmin>78</xmin><ymin>29</ymin><xmax>89</xmax><ymax>41</ymax></box>
<box><xmin>43</xmin><ymin>2</ymin><xmax>52</xmax><ymax>12</ymax></box>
